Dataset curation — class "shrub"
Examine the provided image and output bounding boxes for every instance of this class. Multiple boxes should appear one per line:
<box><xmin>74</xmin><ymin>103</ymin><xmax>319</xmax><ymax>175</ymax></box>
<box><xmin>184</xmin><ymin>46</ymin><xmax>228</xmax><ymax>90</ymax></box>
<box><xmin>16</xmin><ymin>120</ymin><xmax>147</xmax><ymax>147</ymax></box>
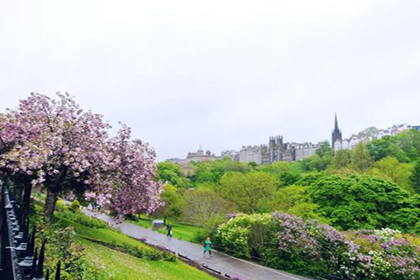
<box><xmin>55</xmin><ymin>199</ymin><xmax>66</xmax><ymax>212</ymax></box>
<box><xmin>69</xmin><ymin>200</ymin><xmax>81</xmax><ymax>213</ymax></box>
<box><xmin>57</xmin><ymin>211</ymin><xmax>108</xmax><ymax>229</ymax></box>
<box><xmin>215</xmin><ymin>213</ymin><xmax>420</xmax><ymax>279</ymax></box>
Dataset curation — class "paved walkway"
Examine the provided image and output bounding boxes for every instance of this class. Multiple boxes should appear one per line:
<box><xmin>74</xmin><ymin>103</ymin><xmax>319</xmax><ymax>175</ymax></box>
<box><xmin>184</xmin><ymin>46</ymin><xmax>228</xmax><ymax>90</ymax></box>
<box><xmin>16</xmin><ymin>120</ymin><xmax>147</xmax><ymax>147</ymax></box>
<box><xmin>82</xmin><ymin>209</ymin><xmax>310</xmax><ymax>280</ymax></box>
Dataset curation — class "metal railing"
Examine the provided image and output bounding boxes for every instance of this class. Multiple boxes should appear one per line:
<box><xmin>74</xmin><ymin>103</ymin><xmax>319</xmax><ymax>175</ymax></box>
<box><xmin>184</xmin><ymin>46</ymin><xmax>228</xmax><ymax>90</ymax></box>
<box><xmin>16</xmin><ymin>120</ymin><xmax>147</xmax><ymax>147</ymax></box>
<box><xmin>0</xmin><ymin>181</ymin><xmax>61</xmax><ymax>280</ymax></box>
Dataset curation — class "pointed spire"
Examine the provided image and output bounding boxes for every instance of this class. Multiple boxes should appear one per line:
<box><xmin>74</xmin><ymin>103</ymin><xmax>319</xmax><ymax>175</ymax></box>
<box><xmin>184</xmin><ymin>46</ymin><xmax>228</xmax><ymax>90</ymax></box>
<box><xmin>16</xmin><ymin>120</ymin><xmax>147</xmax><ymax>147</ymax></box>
<box><xmin>334</xmin><ymin>113</ymin><xmax>339</xmax><ymax>132</ymax></box>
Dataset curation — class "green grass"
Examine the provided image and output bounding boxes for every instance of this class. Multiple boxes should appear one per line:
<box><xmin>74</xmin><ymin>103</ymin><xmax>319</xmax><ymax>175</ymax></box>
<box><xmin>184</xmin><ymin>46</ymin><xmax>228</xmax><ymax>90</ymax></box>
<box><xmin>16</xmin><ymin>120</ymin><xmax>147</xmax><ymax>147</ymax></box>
<box><xmin>56</xmin><ymin>215</ymin><xmax>152</xmax><ymax>251</ymax></box>
<box><xmin>130</xmin><ymin>215</ymin><xmax>206</xmax><ymax>242</ymax></box>
<box><xmin>53</xmin><ymin>211</ymin><xmax>216</xmax><ymax>280</ymax></box>
<box><xmin>78</xmin><ymin>238</ymin><xmax>215</xmax><ymax>280</ymax></box>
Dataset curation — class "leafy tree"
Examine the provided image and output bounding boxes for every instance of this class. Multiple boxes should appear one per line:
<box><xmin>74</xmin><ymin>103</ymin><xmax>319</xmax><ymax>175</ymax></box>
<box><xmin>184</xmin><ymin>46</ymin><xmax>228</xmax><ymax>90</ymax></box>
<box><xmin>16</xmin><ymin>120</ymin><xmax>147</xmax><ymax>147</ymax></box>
<box><xmin>366</xmin><ymin>136</ymin><xmax>408</xmax><ymax>162</ymax></box>
<box><xmin>369</xmin><ymin>156</ymin><xmax>413</xmax><ymax>193</ymax></box>
<box><xmin>349</xmin><ymin>143</ymin><xmax>373</xmax><ymax>173</ymax></box>
<box><xmin>315</xmin><ymin>140</ymin><xmax>333</xmax><ymax>158</ymax></box>
<box><xmin>309</xmin><ymin>175</ymin><xmax>417</xmax><ymax>231</ymax></box>
<box><xmin>219</xmin><ymin>172</ymin><xmax>279</xmax><ymax>213</ymax></box>
<box><xmin>410</xmin><ymin>159</ymin><xmax>420</xmax><ymax>194</ymax></box>
<box><xmin>394</xmin><ymin>129</ymin><xmax>420</xmax><ymax>160</ymax></box>
<box><xmin>329</xmin><ymin>149</ymin><xmax>351</xmax><ymax>170</ymax></box>
<box><xmin>181</xmin><ymin>188</ymin><xmax>234</xmax><ymax>227</ymax></box>
<box><xmin>258</xmin><ymin>161</ymin><xmax>300</xmax><ymax>187</ymax></box>
<box><xmin>153</xmin><ymin>183</ymin><xmax>184</xmax><ymax>218</ymax></box>
<box><xmin>271</xmin><ymin>185</ymin><xmax>326</xmax><ymax>222</ymax></box>
<box><xmin>302</xmin><ymin>154</ymin><xmax>332</xmax><ymax>171</ymax></box>
<box><xmin>157</xmin><ymin>161</ymin><xmax>189</xmax><ymax>188</ymax></box>
<box><xmin>189</xmin><ymin>160</ymin><xmax>224</xmax><ymax>186</ymax></box>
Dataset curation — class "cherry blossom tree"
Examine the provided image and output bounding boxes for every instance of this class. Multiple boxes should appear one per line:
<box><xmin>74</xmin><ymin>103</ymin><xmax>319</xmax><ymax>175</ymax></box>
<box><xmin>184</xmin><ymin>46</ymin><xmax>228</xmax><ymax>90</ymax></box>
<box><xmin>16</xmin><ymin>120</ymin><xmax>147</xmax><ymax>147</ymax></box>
<box><xmin>0</xmin><ymin>93</ymin><xmax>162</xmax><ymax>220</ymax></box>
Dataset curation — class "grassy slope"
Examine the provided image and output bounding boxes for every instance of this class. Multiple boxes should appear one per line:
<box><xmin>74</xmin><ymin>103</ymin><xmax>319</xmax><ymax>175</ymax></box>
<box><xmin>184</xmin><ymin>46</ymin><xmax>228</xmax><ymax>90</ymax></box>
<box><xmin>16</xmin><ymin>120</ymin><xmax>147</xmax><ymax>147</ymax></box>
<box><xmin>131</xmin><ymin>215</ymin><xmax>205</xmax><ymax>242</ymax></box>
<box><xmin>55</xmin><ymin>213</ymin><xmax>215</xmax><ymax>280</ymax></box>
<box><xmin>79</xmin><ymin>238</ymin><xmax>214</xmax><ymax>280</ymax></box>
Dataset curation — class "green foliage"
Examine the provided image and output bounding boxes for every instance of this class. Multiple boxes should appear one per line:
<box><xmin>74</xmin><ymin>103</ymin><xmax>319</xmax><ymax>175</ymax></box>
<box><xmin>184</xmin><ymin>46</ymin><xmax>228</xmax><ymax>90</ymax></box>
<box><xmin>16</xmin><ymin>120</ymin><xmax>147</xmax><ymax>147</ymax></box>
<box><xmin>410</xmin><ymin>159</ymin><xmax>420</xmax><ymax>194</ymax></box>
<box><xmin>302</xmin><ymin>154</ymin><xmax>332</xmax><ymax>171</ymax></box>
<box><xmin>394</xmin><ymin>129</ymin><xmax>420</xmax><ymax>160</ymax></box>
<box><xmin>219</xmin><ymin>172</ymin><xmax>278</xmax><ymax>213</ymax></box>
<box><xmin>367</xmin><ymin>136</ymin><xmax>409</xmax><ymax>162</ymax></box>
<box><xmin>215</xmin><ymin>213</ymin><xmax>272</xmax><ymax>258</ymax></box>
<box><xmin>56</xmin><ymin>211</ymin><xmax>109</xmax><ymax>229</ymax></box>
<box><xmin>158</xmin><ymin>161</ymin><xmax>190</xmax><ymax>188</ymax></box>
<box><xmin>271</xmin><ymin>185</ymin><xmax>328</xmax><ymax>223</ymax></box>
<box><xmin>36</xmin><ymin>222</ymin><xmax>102</xmax><ymax>280</ymax></box>
<box><xmin>69</xmin><ymin>199</ymin><xmax>81</xmax><ymax>213</ymax></box>
<box><xmin>350</xmin><ymin>143</ymin><xmax>374</xmax><ymax>173</ymax></box>
<box><xmin>369</xmin><ymin>156</ymin><xmax>414</xmax><ymax>193</ymax></box>
<box><xmin>328</xmin><ymin>149</ymin><xmax>351</xmax><ymax>171</ymax></box>
<box><xmin>258</xmin><ymin>161</ymin><xmax>300</xmax><ymax>187</ymax></box>
<box><xmin>55</xmin><ymin>199</ymin><xmax>66</xmax><ymax>212</ymax></box>
<box><xmin>154</xmin><ymin>183</ymin><xmax>185</xmax><ymax>218</ymax></box>
<box><xmin>90</xmin><ymin>238</ymin><xmax>176</xmax><ymax>262</ymax></box>
<box><xmin>181</xmin><ymin>188</ymin><xmax>234</xmax><ymax>227</ymax></box>
<box><xmin>216</xmin><ymin>213</ymin><xmax>420</xmax><ymax>279</ymax></box>
<box><xmin>315</xmin><ymin>140</ymin><xmax>333</xmax><ymax>158</ymax></box>
<box><xmin>309</xmin><ymin>175</ymin><xmax>419</xmax><ymax>232</ymax></box>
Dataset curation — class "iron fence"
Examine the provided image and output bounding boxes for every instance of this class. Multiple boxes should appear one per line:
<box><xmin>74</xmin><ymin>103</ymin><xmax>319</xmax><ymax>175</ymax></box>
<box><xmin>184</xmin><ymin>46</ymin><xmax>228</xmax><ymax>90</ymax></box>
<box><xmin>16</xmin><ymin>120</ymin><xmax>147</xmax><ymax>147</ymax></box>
<box><xmin>0</xmin><ymin>180</ymin><xmax>61</xmax><ymax>280</ymax></box>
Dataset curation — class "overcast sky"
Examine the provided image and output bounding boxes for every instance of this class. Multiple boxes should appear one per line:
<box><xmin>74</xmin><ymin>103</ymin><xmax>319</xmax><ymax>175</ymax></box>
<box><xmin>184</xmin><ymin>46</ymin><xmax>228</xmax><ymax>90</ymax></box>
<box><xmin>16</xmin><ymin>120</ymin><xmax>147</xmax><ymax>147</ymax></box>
<box><xmin>1</xmin><ymin>1</ymin><xmax>419</xmax><ymax>161</ymax></box>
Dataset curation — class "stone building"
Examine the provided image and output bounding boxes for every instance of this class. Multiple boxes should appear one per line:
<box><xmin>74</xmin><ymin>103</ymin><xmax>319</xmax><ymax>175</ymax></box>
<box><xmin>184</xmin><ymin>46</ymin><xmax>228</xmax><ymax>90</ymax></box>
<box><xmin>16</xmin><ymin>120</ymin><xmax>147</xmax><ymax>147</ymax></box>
<box><xmin>221</xmin><ymin>150</ymin><xmax>240</xmax><ymax>161</ymax></box>
<box><xmin>237</xmin><ymin>136</ymin><xmax>319</xmax><ymax>164</ymax></box>
<box><xmin>186</xmin><ymin>147</ymin><xmax>218</xmax><ymax>162</ymax></box>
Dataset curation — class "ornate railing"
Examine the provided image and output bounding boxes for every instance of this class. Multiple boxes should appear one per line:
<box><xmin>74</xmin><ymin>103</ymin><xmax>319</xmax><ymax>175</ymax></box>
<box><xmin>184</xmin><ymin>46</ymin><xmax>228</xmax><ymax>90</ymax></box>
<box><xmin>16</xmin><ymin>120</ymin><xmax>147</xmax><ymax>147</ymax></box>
<box><xmin>0</xmin><ymin>180</ymin><xmax>61</xmax><ymax>280</ymax></box>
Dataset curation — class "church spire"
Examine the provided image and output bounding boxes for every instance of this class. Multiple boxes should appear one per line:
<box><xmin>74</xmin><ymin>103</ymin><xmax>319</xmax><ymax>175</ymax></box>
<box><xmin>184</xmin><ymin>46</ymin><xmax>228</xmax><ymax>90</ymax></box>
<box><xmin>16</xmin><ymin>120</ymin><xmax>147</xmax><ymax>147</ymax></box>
<box><xmin>332</xmin><ymin>113</ymin><xmax>342</xmax><ymax>149</ymax></box>
<box><xmin>334</xmin><ymin>113</ymin><xmax>339</xmax><ymax>132</ymax></box>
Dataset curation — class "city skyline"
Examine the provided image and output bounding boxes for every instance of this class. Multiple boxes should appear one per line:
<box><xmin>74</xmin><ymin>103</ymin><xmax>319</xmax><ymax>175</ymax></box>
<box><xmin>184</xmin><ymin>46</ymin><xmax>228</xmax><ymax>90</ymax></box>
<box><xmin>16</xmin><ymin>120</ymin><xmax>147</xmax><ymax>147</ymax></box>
<box><xmin>1</xmin><ymin>1</ymin><xmax>419</xmax><ymax>161</ymax></box>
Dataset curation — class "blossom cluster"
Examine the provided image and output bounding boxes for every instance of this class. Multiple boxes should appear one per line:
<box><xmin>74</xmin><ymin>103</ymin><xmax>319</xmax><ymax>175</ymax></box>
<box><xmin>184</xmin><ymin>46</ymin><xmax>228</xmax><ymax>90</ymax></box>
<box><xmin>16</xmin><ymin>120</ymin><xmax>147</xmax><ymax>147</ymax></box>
<box><xmin>0</xmin><ymin>93</ymin><xmax>163</xmax><ymax>218</ymax></box>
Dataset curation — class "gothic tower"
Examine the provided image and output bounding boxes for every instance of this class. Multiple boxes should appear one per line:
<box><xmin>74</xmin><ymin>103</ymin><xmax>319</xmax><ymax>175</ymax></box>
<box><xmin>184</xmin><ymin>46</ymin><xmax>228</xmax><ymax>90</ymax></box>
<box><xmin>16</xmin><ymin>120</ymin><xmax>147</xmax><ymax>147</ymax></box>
<box><xmin>331</xmin><ymin>114</ymin><xmax>342</xmax><ymax>148</ymax></box>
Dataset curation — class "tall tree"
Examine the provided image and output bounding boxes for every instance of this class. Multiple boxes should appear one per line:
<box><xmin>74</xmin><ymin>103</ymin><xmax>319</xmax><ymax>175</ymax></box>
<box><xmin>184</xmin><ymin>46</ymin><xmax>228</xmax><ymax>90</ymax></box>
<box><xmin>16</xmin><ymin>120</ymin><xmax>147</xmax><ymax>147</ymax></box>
<box><xmin>410</xmin><ymin>159</ymin><xmax>420</xmax><ymax>194</ymax></box>
<box><xmin>369</xmin><ymin>156</ymin><xmax>413</xmax><ymax>193</ymax></box>
<box><xmin>219</xmin><ymin>172</ymin><xmax>278</xmax><ymax>213</ymax></box>
<box><xmin>350</xmin><ymin>143</ymin><xmax>373</xmax><ymax>173</ymax></box>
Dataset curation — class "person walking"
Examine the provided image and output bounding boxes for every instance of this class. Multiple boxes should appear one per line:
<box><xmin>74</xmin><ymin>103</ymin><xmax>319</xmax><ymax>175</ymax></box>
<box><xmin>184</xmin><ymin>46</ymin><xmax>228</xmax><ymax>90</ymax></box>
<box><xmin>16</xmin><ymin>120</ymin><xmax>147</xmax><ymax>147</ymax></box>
<box><xmin>203</xmin><ymin>237</ymin><xmax>212</xmax><ymax>256</ymax></box>
<box><xmin>166</xmin><ymin>223</ymin><xmax>173</xmax><ymax>237</ymax></box>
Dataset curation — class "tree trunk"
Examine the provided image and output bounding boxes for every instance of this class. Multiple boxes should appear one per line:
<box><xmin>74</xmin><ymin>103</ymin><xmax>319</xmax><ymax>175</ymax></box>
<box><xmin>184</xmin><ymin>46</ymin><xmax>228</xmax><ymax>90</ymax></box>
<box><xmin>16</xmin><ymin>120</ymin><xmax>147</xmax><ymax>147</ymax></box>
<box><xmin>22</xmin><ymin>184</ymin><xmax>32</xmax><ymax>219</ymax></box>
<box><xmin>44</xmin><ymin>189</ymin><xmax>58</xmax><ymax>221</ymax></box>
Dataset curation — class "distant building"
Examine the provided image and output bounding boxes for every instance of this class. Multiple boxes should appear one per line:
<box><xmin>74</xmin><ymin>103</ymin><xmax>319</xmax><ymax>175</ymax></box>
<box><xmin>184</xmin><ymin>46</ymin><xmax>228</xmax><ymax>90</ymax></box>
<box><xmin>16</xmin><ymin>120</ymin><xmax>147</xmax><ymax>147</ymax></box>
<box><xmin>221</xmin><ymin>150</ymin><xmax>239</xmax><ymax>161</ymax></box>
<box><xmin>412</xmin><ymin>125</ymin><xmax>420</xmax><ymax>131</ymax></box>
<box><xmin>186</xmin><ymin>147</ymin><xmax>218</xmax><ymax>162</ymax></box>
<box><xmin>334</xmin><ymin>121</ymin><xmax>413</xmax><ymax>151</ymax></box>
<box><xmin>236</xmin><ymin>135</ymin><xmax>319</xmax><ymax>164</ymax></box>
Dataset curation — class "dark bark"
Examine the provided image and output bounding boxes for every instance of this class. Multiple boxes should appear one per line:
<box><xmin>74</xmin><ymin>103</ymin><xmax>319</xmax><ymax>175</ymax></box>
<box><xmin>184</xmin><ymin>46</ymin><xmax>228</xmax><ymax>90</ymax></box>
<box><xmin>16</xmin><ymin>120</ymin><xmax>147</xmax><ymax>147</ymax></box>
<box><xmin>43</xmin><ymin>166</ymin><xmax>68</xmax><ymax>221</ymax></box>
<box><xmin>44</xmin><ymin>189</ymin><xmax>58</xmax><ymax>221</ymax></box>
<box><xmin>22</xmin><ymin>183</ymin><xmax>32</xmax><ymax>219</ymax></box>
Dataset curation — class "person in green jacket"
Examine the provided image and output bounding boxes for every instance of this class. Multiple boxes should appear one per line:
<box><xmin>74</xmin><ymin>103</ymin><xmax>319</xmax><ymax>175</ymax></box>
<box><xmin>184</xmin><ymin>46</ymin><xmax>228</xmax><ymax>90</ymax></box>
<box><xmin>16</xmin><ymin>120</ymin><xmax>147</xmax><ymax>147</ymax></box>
<box><xmin>204</xmin><ymin>237</ymin><xmax>212</xmax><ymax>255</ymax></box>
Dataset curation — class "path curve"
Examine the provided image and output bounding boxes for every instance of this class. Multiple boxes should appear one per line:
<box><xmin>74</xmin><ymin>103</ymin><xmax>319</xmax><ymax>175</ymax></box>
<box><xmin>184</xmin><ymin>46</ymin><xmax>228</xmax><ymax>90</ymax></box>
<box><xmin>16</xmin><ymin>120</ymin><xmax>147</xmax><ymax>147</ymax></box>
<box><xmin>82</xmin><ymin>209</ymin><xmax>311</xmax><ymax>280</ymax></box>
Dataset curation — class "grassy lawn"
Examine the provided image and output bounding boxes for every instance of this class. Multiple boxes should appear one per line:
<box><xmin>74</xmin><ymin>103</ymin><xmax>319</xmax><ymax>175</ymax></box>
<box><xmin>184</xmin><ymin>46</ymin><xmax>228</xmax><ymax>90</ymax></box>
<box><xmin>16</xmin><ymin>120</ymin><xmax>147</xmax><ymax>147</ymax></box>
<box><xmin>131</xmin><ymin>215</ymin><xmax>206</xmax><ymax>242</ymax></box>
<box><xmin>79</xmin><ymin>238</ymin><xmax>215</xmax><ymax>280</ymax></box>
<box><xmin>52</xmin><ymin>210</ymin><xmax>215</xmax><ymax>280</ymax></box>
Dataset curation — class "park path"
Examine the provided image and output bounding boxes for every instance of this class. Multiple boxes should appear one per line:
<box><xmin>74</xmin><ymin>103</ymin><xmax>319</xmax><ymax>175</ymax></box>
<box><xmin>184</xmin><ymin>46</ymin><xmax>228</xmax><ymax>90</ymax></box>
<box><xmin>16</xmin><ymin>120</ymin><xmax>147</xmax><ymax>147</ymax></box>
<box><xmin>82</xmin><ymin>209</ymin><xmax>311</xmax><ymax>280</ymax></box>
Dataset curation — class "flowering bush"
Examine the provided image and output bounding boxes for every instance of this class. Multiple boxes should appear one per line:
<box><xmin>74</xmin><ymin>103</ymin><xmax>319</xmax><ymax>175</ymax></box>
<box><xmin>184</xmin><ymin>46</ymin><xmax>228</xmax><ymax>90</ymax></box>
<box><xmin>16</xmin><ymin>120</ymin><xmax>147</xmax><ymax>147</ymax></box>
<box><xmin>343</xmin><ymin>228</ymin><xmax>420</xmax><ymax>279</ymax></box>
<box><xmin>215</xmin><ymin>213</ymin><xmax>271</xmax><ymax>258</ymax></box>
<box><xmin>215</xmin><ymin>213</ymin><xmax>420</xmax><ymax>279</ymax></box>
